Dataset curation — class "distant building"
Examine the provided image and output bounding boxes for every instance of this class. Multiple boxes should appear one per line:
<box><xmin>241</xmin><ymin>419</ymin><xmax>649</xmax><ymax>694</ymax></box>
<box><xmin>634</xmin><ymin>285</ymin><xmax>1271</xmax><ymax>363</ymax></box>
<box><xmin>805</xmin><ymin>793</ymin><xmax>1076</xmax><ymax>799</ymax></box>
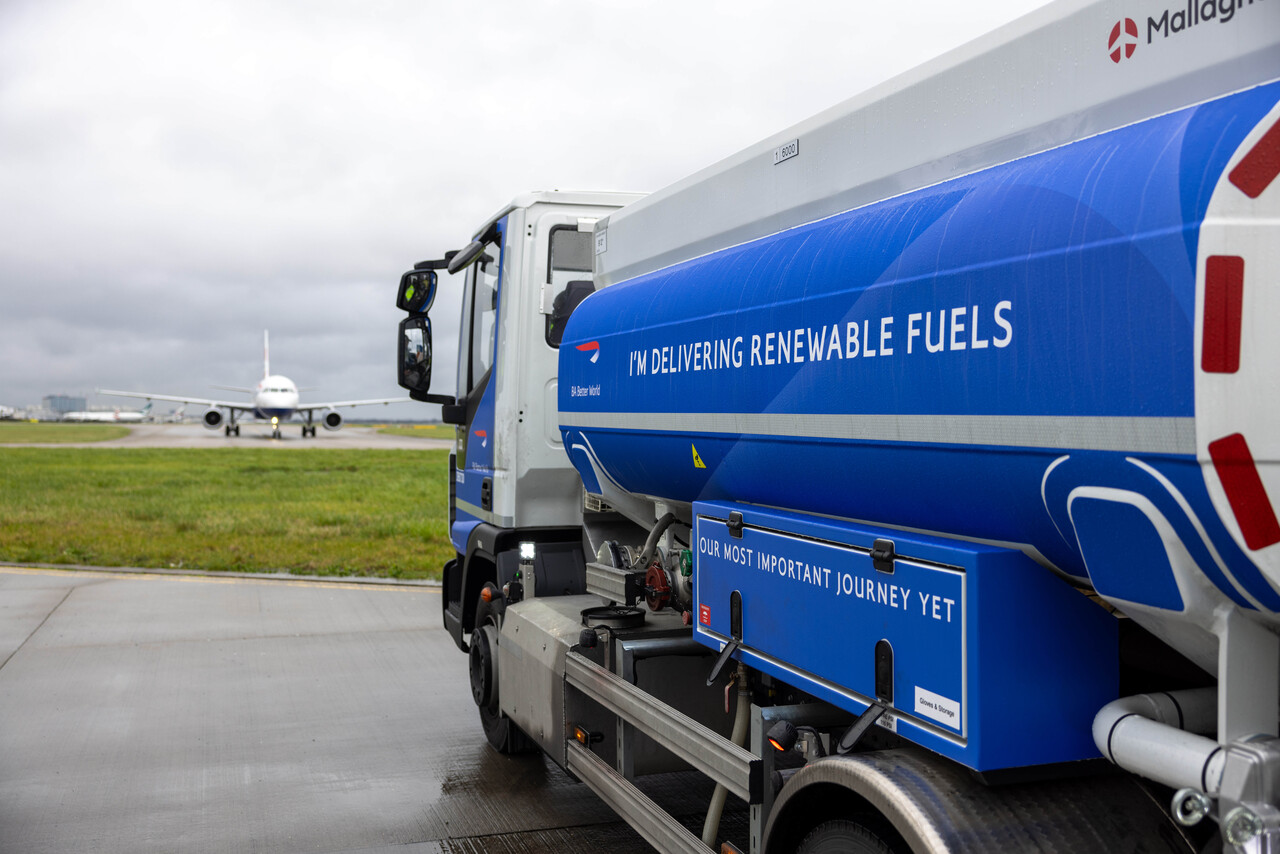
<box><xmin>44</xmin><ymin>395</ymin><xmax>86</xmax><ymax>415</ymax></box>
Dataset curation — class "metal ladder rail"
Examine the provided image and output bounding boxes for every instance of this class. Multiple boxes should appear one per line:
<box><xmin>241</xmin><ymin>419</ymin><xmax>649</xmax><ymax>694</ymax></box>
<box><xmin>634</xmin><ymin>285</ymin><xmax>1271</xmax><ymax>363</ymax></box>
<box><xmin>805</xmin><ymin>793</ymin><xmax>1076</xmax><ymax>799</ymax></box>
<box><xmin>565</xmin><ymin>740</ymin><xmax>712</xmax><ymax>854</ymax></box>
<box><xmin>564</xmin><ymin>650</ymin><xmax>762</xmax><ymax>804</ymax></box>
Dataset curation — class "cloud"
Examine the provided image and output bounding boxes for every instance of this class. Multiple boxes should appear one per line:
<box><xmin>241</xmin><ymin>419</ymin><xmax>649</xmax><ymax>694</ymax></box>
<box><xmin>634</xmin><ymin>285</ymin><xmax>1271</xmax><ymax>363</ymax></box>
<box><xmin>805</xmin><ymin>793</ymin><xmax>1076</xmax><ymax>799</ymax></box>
<box><xmin>0</xmin><ymin>0</ymin><xmax>1048</xmax><ymax>417</ymax></box>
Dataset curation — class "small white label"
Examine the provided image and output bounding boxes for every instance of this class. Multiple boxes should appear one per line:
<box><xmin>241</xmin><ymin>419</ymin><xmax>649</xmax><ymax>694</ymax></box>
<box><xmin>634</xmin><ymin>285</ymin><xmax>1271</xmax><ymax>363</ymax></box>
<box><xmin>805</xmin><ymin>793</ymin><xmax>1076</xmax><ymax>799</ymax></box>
<box><xmin>594</xmin><ymin>228</ymin><xmax>607</xmax><ymax>255</ymax></box>
<box><xmin>914</xmin><ymin>686</ymin><xmax>961</xmax><ymax>727</ymax></box>
<box><xmin>455</xmin><ymin>470</ymin><xmax>465</xmax><ymax>484</ymax></box>
<box><xmin>877</xmin><ymin>711</ymin><xmax>898</xmax><ymax>733</ymax></box>
<box><xmin>773</xmin><ymin>138</ymin><xmax>799</xmax><ymax>165</ymax></box>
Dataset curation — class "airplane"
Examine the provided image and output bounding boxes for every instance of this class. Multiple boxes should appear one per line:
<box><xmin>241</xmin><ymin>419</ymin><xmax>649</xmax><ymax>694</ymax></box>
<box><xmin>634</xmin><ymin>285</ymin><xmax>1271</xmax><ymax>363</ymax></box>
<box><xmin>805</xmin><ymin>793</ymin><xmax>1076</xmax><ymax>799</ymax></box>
<box><xmin>100</xmin><ymin>331</ymin><xmax>410</xmax><ymax>439</ymax></box>
<box><xmin>64</xmin><ymin>402</ymin><xmax>152</xmax><ymax>423</ymax></box>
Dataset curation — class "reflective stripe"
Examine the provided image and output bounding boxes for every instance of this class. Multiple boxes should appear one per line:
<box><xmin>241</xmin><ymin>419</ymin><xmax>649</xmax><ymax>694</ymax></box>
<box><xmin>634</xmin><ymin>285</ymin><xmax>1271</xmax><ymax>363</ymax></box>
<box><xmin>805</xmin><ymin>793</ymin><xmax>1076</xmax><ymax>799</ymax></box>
<box><xmin>1229</xmin><ymin>115</ymin><xmax>1280</xmax><ymax>199</ymax></box>
<box><xmin>1202</xmin><ymin>255</ymin><xmax>1244</xmax><ymax>374</ymax></box>
<box><xmin>562</xmin><ymin>412</ymin><xmax>1196</xmax><ymax>455</ymax></box>
<box><xmin>1209</xmin><ymin>433</ymin><xmax>1280</xmax><ymax>550</ymax></box>
<box><xmin>454</xmin><ymin>498</ymin><xmax>515</xmax><ymax>530</ymax></box>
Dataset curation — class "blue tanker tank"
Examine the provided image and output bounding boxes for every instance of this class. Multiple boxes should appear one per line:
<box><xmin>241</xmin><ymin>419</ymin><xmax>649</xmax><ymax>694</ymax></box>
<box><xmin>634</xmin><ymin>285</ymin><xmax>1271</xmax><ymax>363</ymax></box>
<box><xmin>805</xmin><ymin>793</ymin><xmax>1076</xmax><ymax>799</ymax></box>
<box><xmin>560</xmin><ymin>82</ymin><xmax>1280</xmax><ymax>676</ymax></box>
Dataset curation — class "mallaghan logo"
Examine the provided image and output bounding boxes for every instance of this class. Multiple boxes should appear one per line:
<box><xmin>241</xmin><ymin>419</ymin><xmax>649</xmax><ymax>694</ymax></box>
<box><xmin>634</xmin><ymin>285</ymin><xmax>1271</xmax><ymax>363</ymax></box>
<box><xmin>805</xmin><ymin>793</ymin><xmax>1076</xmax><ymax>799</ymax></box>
<box><xmin>1108</xmin><ymin>18</ymin><xmax>1139</xmax><ymax>62</ymax></box>
<box><xmin>1110</xmin><ymin>0</ymin><xmax>1264</xmax><ymax>63</ymax></box>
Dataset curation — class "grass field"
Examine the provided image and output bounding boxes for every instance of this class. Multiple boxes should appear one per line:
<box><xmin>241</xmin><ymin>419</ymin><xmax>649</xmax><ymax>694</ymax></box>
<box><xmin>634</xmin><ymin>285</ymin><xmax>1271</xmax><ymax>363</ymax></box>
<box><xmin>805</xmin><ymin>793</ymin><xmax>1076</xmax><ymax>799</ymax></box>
<box><xmin>0</xmin><ymin>422</ymin><xmax>131</xmax><ymax>443</ymax></box>
<box><xmin>376</xmin><ymin>424</ymin><xmax>455</xmax><ymax>440</ymax></box>
<box><xmin>0</xmin><ymin>448</ymin><xmax>452</xmax><ymax>579</ymax></box>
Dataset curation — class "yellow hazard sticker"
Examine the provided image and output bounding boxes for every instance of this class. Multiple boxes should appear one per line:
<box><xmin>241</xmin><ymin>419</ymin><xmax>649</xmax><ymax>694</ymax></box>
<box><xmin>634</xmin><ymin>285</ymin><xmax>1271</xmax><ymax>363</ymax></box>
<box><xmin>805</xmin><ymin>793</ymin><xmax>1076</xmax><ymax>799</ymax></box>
<box><xmin>692</xmin><ymin>444</ymin><xmax>706</xmax><ymax>469</ymax></box>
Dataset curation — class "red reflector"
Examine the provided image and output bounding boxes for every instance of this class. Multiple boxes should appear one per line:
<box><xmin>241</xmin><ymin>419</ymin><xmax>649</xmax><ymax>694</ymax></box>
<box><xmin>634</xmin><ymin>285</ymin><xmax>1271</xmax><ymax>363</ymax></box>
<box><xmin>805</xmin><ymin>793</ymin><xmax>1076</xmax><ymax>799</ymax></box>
<box><xmin>1202</xmin><ymin>255</ymin><xmax>1244</xmax><ymax>374</ymax></box>
<box><xmin>1229</xmin><ymin>118</ymin><xmax>1280</xmax><ymax>199</ymax></box>
<box><xmin>1209</xmin><ymin>433</ymin><xmax>1280</xmax><ymax>551</ymax></box>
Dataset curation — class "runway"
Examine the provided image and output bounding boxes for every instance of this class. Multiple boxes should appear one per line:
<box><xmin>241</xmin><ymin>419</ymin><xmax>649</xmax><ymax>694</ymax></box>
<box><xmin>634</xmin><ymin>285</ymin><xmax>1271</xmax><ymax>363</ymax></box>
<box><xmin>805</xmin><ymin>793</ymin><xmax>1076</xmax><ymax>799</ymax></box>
<box><xmin>0</xmin><ymin>421</ymin><xmax>453</xmax><ymax>450</ymax></box>
<box><xmin>0</xmin><ymin>566</ymin><xmax>740</xmax><ymax>854</ymax></box>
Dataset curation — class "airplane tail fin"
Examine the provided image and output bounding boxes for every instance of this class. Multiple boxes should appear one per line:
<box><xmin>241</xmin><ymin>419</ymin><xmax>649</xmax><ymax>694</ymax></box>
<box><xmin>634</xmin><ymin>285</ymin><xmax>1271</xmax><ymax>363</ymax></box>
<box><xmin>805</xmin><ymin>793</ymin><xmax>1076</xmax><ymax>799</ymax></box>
<box><xmin>263</xmin><ymin>330</ymin><xmax>270</xmax><ymax>380</ymax></box>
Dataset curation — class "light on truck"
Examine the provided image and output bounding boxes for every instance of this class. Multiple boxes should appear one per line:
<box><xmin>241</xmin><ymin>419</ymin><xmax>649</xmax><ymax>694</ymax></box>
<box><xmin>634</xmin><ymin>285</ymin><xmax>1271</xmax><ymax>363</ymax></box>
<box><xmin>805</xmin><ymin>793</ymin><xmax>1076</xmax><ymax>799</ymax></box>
<box><xmin>766</xmin><ymin>720</ymin><xmax>798</xmax><ymax>752</ymax></box>
<box><xmin>519</xmin><ymin>541</ymin><xmax>536</xmax><ymax>562</ymax></box>
<box><xmin>573</xmin><ymin>725</ymin><xmax>602</xmax><ymax>746</ymax></box>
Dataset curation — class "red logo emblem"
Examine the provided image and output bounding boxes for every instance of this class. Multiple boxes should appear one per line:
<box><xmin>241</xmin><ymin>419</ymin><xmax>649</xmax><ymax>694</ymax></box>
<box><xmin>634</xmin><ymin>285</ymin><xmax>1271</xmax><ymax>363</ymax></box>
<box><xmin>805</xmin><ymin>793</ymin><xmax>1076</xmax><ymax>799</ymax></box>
<box><xmin>577</xmin><ymin>341</ymin><xmax>600</xmax><ymax>364</ymax></box>
<box><xmin>1109</xmin><ymin>18</ymin><xmax>1138</xmax><ymax>63</ymax></box>
<box><xmin>698</xmin><ymin>604</ymin><xmax>711</xmax><ymax>626</ymax></box>
<box><xmin>474</xmin><ymin>429</ymin><xmax>488</xmax><ymax>449</ymax></box>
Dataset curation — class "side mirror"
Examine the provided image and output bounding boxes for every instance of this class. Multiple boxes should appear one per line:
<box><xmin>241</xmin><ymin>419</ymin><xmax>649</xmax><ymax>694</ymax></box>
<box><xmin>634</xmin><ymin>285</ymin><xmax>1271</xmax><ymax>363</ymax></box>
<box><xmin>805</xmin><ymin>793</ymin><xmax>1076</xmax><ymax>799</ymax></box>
<box><xmin>398</xmin><ymin>315</ymin><xmax>433</xmax><ymax>393</ymax></box>
<box><xmin>397</xmin><ymin>269</ymin><xmax>437</xmax><ymax>314</ymax></box>
<box><xmin>441</xmin><ymin>401</ymin><xmax>467</xmax><ymax>425</ymax></box>
<box><xmin>447</xmin><ymin>240</ymin><xmax>485</xmax><ymax>274</ymax></box>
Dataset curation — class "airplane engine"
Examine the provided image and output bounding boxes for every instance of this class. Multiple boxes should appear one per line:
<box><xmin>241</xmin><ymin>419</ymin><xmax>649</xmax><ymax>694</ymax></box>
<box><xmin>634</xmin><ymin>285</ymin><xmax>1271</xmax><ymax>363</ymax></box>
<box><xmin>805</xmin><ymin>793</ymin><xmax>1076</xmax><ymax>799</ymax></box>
<box><xmin>202</xmin><ymin>409</ymin><xmax>224</xmax><ymax>430</ymax></box>
<box><xmin>322</xmin><ymin>410</ymin><xmax>343</xmax><ymax>432</ymax></box>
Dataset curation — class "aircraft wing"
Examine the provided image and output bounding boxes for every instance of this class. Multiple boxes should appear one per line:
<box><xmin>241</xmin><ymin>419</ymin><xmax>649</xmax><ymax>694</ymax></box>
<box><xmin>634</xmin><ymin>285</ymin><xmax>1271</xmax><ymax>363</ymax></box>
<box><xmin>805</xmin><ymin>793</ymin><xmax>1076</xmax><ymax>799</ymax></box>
<box><xmin>295</xmin><ymin>397</ymin><xmax>413</xmax><ymax>412</ymax></box>
<box><xmin>98</xmin><ymin>389</ymin><xmax>257</xmax><ymax>413</ymax></box>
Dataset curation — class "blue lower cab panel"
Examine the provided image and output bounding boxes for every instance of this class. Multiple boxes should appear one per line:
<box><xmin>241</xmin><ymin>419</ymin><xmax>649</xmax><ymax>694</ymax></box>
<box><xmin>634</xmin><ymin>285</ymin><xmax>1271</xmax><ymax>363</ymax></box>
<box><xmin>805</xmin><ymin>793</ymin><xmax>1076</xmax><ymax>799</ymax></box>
<box><xmin>693</xmin><ymin>500</ymin><xmax>1118</xmax><ymax>772</ymax></box>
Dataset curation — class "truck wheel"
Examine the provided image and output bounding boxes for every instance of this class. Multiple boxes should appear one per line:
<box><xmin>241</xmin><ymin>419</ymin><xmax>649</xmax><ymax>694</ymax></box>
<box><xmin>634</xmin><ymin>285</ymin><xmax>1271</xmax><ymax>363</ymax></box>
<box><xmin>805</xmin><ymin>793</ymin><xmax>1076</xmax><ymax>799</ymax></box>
<box><xmin>796</xmin><ymin>819</ymin><xmax>899</xmax><ymax>854</ymax></box>
<box><xmin>469</xmin><ymin>593</ymin><xmax>536</xmax><ymax>754</ymax></box>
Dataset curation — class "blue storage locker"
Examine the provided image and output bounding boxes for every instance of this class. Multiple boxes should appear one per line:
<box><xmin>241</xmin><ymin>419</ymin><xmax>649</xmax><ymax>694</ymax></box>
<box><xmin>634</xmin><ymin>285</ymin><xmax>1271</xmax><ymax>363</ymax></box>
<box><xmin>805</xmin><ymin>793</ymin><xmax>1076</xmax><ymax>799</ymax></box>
<box><xmin>693</xmin><ymin>500</ymin><xmax>1119</xmax><ymax>772</ymax></box>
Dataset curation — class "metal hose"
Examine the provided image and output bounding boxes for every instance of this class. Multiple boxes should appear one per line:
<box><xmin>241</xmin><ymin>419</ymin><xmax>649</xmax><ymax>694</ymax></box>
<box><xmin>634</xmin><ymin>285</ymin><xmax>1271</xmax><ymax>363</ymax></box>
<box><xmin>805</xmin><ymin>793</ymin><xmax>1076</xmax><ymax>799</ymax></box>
<box><xmin>634</xmin><ymin>512</ymin><xmax>677</xmax><ymax>571</ymax></box>
<box><xmin>703</xmin><ymin>664</ymin><xmax>751</xmax><ymax>848</ymax></box>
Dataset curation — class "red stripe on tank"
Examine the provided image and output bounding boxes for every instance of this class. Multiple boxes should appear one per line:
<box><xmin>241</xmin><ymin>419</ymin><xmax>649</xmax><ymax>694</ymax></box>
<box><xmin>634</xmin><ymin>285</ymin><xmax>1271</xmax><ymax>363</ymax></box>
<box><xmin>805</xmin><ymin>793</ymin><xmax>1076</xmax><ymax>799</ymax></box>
<box><xmin>1202</xmin><ymin>255</ymin><xmax>1243</xmax><ymax>374</ymax></box>
<box><xmin>1229</xmin><ymin>118</ymin><xmax>1280</xmax><ymax>199</ymax></box>
<box><xmin>1209</xmin><ymin>433</ymin><xmax>1280</xmax><ymax>551</ymax></box>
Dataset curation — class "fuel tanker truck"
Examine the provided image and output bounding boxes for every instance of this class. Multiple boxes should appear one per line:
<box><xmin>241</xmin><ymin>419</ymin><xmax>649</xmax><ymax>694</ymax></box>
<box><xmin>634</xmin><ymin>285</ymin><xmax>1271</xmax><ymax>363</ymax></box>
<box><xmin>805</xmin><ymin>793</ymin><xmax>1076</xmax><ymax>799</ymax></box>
<box><xmin>392</xmin><ymin>0</ymin><xmax>1280</xmax><ymax>850</ymax></box>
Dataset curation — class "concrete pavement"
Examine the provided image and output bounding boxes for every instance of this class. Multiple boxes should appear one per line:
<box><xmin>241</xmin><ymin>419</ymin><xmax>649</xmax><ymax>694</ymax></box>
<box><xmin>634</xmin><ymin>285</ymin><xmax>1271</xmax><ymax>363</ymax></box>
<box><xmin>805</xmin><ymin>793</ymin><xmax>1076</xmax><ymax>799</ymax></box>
<box><xmin>0</xmin><ymin>567</ymin><xmax>739</xmax><ymax>853</ymax></box>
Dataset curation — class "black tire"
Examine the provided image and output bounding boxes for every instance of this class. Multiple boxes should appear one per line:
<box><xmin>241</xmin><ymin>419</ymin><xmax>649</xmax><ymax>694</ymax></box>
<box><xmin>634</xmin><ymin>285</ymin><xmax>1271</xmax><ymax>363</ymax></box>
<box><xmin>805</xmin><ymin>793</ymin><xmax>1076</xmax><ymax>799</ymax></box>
<box><xmin>469</xmin><ymin>593</ymin><xmax>536</xmax><ymax>754</ymax></box>
<box><xmin>797</xmin><ymin>819</ymin><xmax>899</xmax><ymax>854</ymax></box>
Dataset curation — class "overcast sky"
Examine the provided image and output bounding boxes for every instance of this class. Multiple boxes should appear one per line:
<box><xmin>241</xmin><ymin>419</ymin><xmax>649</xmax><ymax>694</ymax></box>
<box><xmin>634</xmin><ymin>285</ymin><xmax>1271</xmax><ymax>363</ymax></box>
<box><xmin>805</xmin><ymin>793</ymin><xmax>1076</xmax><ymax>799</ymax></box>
<box><xmin>0</xmin><ymin>0</ymin><xmax>1049</xmax><ymax>421</ymax></box>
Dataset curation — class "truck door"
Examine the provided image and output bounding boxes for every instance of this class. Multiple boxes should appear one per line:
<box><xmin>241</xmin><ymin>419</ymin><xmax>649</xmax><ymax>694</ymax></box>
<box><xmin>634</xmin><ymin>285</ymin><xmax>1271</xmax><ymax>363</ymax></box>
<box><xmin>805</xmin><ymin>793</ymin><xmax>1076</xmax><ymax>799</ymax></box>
<box><xmin>451</xmin><ymin>219</ymin><xmax>506</xmax><ymax>547</ymax></box>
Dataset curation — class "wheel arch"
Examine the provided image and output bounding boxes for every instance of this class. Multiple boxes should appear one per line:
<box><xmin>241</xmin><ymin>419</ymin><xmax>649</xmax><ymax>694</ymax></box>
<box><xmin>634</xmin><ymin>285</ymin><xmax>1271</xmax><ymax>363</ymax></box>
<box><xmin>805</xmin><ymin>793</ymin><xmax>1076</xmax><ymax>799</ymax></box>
<box><xmin>763</xmin><ymin>748</ymin><xmax>1196</xmax><ymax>854</ymax></box>
<box><xmin>764</xmin><ymin>754</ymin><xmax>941</xmax><ymax>854</ymax></box>
<box><xmin>459</xmin><ymin>549</ymin><xmax>497</xmax><ymax>639</ymax></box>
<box><xmin>456</xmin><ymin>523</ymin><xmax>586</xmax><ymax>637</ymax></box>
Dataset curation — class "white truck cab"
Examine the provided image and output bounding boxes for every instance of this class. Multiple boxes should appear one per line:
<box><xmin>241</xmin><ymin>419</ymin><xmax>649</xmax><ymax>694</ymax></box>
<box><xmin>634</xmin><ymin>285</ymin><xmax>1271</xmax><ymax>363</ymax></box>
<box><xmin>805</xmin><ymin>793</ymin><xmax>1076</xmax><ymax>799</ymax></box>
<box><xmin>396</xmin><ymin>191</ymin><xmax>642</xmax><ymax>661</ymax></box>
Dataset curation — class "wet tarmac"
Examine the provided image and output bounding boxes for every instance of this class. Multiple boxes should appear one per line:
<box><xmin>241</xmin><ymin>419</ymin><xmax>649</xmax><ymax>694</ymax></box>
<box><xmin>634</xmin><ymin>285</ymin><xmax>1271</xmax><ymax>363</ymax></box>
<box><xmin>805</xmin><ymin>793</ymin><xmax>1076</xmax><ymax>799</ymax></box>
<box><xmin>0</xmin><ymin>422</ymin><xmax>453</xmax><ymax>450</ymax></box>
<box><xmin>0</xmin><ymin>567</ymin><xmax>745</xmax><ymax>854</ymax></box>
